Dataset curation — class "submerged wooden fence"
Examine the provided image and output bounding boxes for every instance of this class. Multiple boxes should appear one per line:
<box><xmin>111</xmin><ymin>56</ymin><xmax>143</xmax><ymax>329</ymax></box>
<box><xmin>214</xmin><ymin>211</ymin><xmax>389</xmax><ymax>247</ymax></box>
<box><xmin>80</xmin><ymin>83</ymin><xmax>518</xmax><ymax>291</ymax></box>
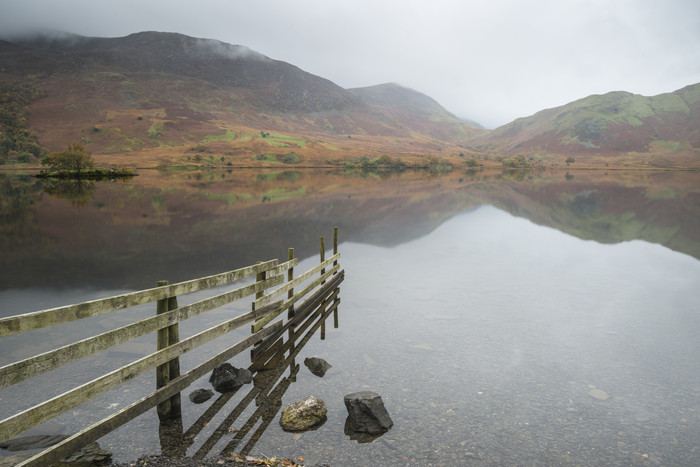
<box><xmin>0</xmin><ymin>228</ymin><xmax>343</xmax><ymax>467</ymax></box>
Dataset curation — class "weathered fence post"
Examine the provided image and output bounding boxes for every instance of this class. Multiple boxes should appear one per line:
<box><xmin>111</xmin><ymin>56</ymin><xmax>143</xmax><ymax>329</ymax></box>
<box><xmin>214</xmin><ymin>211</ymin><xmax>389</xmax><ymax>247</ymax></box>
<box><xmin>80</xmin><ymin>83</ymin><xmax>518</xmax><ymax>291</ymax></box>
<box><xmin>251</xmin><ymin>262</ymin><xmax>267</xmax><ymax>340</ymax></box>
<box><xmin>320</xmin><ymin>235</ymin><xmax>327</xmax><ymax>339</ymax></box>
<box><xmin>156</xmin><ymin>280</ymin><xmax>182</xmax><ymax>421</ymax></box>
<box><xmin>255</xmin><ymin>262</ymin><xmax>266</xmax><ymax>300</ymax></box>
<box><xmin>333</xmin><ymin>226</ymin><xmax>340</xmax><ymax>328</ymax></box>
<box><xmin>287</xmin><ymin>248</ymin><xmax>295</xmax><ymax>319</ymax></box>
<box><xmin>333</xmin><ymin>227</ymin><xmax>338</xmax><ymax>268</ymax></box>
<box><xmin>320</xmin><ymin>236</ymin><xmax>326</xmax><ymax>284</ymax></box>
<box><xmin>286</xmin><ymin>248</ymin><xmax>296</xmax><ymax>363</ymax></box>
<box><xmin>167</xmin><ymin>293</ymin><xmax>181</xmax><ymax>418</ymax></box>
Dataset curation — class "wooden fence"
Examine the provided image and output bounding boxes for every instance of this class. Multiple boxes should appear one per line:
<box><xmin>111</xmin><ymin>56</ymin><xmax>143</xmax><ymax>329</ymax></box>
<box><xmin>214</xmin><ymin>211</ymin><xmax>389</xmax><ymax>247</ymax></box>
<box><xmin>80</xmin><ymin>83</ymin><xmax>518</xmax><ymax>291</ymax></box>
<box><xmin>160</xmin><ymin>278</ymin><xmax>342</xmax><ymax>461</ymax></box>
<box><xmin>0</xmin><ymin>228</ymin><xmax>343</xmax><ymax>467</ymax></box>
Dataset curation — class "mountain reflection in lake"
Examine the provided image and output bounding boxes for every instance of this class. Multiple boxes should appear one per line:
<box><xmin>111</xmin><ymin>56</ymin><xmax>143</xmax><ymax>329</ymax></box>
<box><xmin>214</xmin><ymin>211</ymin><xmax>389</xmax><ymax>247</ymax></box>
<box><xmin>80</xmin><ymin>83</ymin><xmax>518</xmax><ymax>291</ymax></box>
<box><xmin>1</xmin><ymin>169</ymin><xmax>700</xmax><ymax>465</ymax></box>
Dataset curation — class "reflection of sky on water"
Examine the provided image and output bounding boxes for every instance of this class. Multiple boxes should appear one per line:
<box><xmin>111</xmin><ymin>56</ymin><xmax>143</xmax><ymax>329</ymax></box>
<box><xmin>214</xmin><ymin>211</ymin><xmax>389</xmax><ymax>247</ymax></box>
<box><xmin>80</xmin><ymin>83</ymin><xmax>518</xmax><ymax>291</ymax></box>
<box><xmin>2</xmin><ymin>204</ymin><xmax>700</xmax><ymax>465</ymax></box>
<box><xmin>252</xmin><ymin>205</ymin><xmax>700</xmax><ymax>465</ymax></box>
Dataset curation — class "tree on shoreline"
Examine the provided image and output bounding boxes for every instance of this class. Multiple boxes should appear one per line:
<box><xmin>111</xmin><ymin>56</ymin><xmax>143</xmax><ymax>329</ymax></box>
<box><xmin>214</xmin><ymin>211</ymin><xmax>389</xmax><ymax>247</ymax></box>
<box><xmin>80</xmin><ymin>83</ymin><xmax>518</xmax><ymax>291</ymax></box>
<box><xmin>41</xmin><ymin>143</ymin><xmax>94</xmax><ymax>173</ymax></box>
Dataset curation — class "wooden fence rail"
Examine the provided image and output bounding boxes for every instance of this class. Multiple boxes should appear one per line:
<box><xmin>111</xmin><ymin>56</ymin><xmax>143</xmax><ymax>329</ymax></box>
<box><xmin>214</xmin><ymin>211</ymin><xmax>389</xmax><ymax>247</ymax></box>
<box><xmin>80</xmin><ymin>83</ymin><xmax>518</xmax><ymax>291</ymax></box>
<box><xmin>0</xmin><ymin>228</ymin><xmax>343</xmax><ymax>467</ymax></box>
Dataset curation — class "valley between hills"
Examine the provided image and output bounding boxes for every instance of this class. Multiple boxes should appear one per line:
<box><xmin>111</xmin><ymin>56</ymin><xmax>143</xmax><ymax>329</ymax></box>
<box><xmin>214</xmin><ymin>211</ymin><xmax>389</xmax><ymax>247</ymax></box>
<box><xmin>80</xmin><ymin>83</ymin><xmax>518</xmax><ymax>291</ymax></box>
<box><xmin>1</xmin><ymin>31</ymin><xmax>699</xmax><ymax>170</ymax></box>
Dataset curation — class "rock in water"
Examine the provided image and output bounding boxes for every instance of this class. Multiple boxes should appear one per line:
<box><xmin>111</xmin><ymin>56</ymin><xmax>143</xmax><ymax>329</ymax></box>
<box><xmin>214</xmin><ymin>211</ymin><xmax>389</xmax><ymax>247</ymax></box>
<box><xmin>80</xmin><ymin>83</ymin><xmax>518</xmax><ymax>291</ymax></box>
<box><xmin>237</xmin><ymin>368</ymin><xmax>253</xmax><ymax>384</ymax></box>
<box><xmin>189</xmin><ymin>388</ymin><xmax>215</xmax><ymax>404</ymax></box>
<box><xmin>588</xmin><ymin>388</ymin><xmax>610</xmax><ymax>400</ymax></box>
<box><xmin>304</xmin><ymin>357</ymin><xmax>332</xmax><ymax>377</ymax></box>
<box><xmin>279</xmin><ymin>396</ymin><xmax>328</xmax><ymax>431</ymax></box>
<box><xmin>54</xmin><ymin>442</ymin><xmax>112</xmax><ymax>466</ymax></box>
<box><xmin>344</xmin><ymin>391</ymin><xmax>393</xmax><ymax>434</ymax></box>
<box><xmin>209</xmin><ymin>363</ymin><xmax>252</xmax><ymax>393</ymax></box>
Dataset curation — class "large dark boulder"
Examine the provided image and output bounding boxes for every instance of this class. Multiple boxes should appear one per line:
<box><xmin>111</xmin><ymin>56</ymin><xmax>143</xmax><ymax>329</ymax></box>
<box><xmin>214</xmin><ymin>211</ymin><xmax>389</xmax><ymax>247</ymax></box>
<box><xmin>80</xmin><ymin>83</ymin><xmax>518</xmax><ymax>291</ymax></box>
<box><xmin>344</xmin><ymin>391</ymin><xmax>393</xmax><ymax>434</ymax></box>
<box><xmin>209</xmin><ymin>363</ymin><xmax>252</xmax><ymax>393</ymax></box>
<box><xmin>279</xmin><ymin>396</ymin><xmax>328</xmax><ymax>432</ymax></box>
<box><xmin>304</xmin><ymin>357</ymin><xmax>332</xmax><ymax>377</ymax></box>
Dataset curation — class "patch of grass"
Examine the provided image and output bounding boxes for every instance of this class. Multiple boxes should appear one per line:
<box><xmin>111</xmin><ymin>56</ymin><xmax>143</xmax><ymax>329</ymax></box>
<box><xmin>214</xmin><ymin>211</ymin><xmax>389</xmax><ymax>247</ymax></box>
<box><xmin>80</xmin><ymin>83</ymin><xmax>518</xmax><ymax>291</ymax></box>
<box><xmin>649</xmin><ymin>140</ymin><xmax>682</xmax><ymax>152</ymax></box>
<box><xmin>203</xmin><ymin>129</ymin><xmax>238</xmax><ymax>143</ymax></box>
<box><xmin>255</xmin><ymin>153</ymin><xmax>301</xmax><ymax>164</ymax></box>
<box><xmin>148</xmin><ymin>122</ymin><xmax>163</xmax><ymax>139</ymax></box>
<box><xmin>256</xmin><ymin>154</ymin><xmax>279</xmax><ymax>163</ymax></box>
<box><xmin>203</xmin><ymin>192</ymin><xmax>242</xmax><ymax>205</ymax></box>
<box><xmin>262</xmin><ymin>133</ymin><xmax>307</xmax><ymax>147</ymax></box>
<box><xmin>103</xmin><ymin>128</ymin><xmax>144</xmax><ymax>152</ymax></box>
<box><xmin>237</xmin><ymin>132</ymin><xmax>258</xmax><ymax>142</ymax></box>
<box><xmin>281</xmin><ymin>153</ymin><xmax>301</xmax><ymax>164</ymax></box>
<box><xmin>649</xmin><ymin>93</ymin><xmax>690</xmax><ymax>113</ymax></box>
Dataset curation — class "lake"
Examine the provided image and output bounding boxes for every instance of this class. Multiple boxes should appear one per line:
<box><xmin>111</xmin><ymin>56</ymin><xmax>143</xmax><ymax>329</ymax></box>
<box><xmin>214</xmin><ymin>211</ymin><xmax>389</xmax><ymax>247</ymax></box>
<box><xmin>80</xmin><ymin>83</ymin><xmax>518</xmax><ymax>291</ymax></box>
<box><xmin>1</xmin><ymin>167</ymin><xmax>700</xmax><ymax>466</ymax></box>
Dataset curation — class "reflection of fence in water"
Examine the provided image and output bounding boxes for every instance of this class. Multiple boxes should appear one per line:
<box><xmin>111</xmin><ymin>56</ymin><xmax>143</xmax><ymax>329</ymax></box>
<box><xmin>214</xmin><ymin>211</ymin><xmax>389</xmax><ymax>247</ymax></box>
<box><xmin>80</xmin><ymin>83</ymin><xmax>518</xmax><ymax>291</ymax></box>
<box><xmin>0</xmin><ymin>228</ymin><xmax>342</xmax><ymax>467</ymax></box>
<box><xmin>162</xmin><ymin>281</ymin><xmax>341</xmax><ymax>460</ymax></box>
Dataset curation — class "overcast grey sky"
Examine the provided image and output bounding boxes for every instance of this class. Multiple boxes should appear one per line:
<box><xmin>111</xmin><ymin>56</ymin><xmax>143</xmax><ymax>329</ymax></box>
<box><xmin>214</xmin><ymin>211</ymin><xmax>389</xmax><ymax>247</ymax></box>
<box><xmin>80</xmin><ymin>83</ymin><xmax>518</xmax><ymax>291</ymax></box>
<box><xmin>1</xmin><ymin>0</ymin><xmax>699</xmax><ymax>128</ymax></box>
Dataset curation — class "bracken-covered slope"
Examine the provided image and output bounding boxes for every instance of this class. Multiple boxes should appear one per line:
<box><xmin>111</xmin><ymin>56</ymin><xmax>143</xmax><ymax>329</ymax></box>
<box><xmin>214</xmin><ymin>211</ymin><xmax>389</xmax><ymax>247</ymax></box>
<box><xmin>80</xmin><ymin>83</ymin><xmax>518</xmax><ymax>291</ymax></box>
<box><xmin>0</xmin><ymin>31</ymin><xmax>482</xmax><ymax>161</ymax></box>
<box><xmin>471</xmin><ymin>84</ymin><xmax>700</xmax><ymax>162</ymax></box>
<box><xmin>2</xmin><ymin>30</ymin><xmax>698</xmax><ymax>168</ymax></box>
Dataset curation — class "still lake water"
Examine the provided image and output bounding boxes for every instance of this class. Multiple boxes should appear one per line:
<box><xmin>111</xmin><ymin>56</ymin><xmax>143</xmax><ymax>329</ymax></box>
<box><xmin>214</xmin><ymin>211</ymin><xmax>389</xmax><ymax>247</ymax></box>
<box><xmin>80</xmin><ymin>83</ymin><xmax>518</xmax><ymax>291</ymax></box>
<box><xmin>1</xmin><ymin>168</ymin><xmax>700</xmax><ymax>466</ymax></box>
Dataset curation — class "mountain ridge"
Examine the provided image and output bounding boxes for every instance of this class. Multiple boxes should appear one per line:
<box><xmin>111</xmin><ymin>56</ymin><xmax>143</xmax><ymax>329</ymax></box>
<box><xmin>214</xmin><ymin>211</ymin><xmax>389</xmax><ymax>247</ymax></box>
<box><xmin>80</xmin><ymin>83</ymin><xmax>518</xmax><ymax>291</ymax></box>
<box><xmin>1</xmin><ymin>30</ymin><xmax>698</xmax><ymax>168</ymax></box>
<box><xmin>1</xmin><ymin>30</ymin><xmax>487</xmax><ymax>166</ymax></box>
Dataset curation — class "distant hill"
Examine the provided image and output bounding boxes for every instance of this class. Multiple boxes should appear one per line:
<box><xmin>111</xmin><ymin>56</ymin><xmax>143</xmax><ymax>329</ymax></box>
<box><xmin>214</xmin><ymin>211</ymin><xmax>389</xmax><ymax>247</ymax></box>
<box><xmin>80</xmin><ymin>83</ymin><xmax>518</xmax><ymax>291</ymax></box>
<box><xmin>472</xmin><ymin>84</ymin><xmax>700</xmax><ymax>164</ymax></box>
<box><xmin>0</xmin><ymin>31</ymin><xmax>482</xmax><ymax>163</ymax></box>
<box><xmin>348</xmin><ymin>83</ymin><xmax>483</xmax><ymax>141</ymax></box>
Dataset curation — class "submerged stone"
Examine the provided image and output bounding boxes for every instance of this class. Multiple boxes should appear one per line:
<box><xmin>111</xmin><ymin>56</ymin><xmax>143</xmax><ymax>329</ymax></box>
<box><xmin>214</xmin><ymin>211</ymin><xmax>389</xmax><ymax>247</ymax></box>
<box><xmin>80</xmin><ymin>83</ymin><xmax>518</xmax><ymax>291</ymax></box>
<box><xmin>189</xmin><ymin>388</ymin><xmax>215</xmax><ymax>404</ymax></box>
<box><xmin>279</xmin><ymin>396</ymin><xmax>328</xmax><ymax>431</ymax></box>
<box><xmin>53</xmin><ymin>442</ymin><xmax>112</xmax><ymax>466</ymax></box>
<box><xmin>304</xmin><ymin>357</ymin><xmax>332</xmax><ymax>377</ymax></box>
<box><xmin>588</xmin><ymin>388</ymin><xmax>610</xmax><ymax>400</ymax></box>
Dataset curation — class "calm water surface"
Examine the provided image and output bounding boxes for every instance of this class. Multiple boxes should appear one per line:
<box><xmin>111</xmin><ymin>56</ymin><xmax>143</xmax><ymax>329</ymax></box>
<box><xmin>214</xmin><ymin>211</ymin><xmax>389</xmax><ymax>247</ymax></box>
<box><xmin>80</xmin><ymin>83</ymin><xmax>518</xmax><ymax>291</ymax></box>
<box><xmin>1</xmin><ymin>169</ymin><xmax>699</xmax><ymax>466</ymax></box>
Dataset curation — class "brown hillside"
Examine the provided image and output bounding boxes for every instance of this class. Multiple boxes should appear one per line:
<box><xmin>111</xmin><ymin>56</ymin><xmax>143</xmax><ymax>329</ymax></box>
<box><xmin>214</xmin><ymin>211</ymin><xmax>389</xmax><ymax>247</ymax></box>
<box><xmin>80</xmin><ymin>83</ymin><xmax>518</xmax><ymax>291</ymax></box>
<box><xmin>0</xmin><ymin>31</ymin><xmax>482</xmax><ymax>168</ymax></box>
<box><xmin>2</xmin><ymin>31</ymin><xmax>699</xmax><ymax>169</ymax></box>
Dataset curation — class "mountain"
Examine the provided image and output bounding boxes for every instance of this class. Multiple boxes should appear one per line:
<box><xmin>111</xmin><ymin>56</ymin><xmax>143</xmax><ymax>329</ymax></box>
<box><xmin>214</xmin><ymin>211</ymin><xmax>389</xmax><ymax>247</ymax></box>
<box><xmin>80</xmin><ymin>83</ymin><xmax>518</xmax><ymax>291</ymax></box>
<box><xmin>2</xmin><ymin>31</ymin><xmax>363</xmax><ymax>112</ymax></box>
<box><xmin>348</xmin><ymin>83</ymin><xmax>483</xmax><ymax>141</ymax></box>
<box><xmin>1</xmin><ymin>30</ymin><xmax>698</xmax><ymax>168</ymax></box>
<box><xmin>472</xmin><ymin>84</ymin><xmax>700</xmax><ymax>165</ymax></box>
<box><xmin>0</xmin><ymin>31</ymin><xmax>481</xmax><ymax>165</ymax></box>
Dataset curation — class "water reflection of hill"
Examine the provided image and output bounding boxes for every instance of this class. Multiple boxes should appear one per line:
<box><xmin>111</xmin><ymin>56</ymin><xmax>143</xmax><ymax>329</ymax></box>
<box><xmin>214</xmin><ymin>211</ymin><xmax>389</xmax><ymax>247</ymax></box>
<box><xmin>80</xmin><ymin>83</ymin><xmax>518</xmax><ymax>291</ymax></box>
<box><xmin>1</xmin><ymin>169</ymin><xmax>698</xmax><ymax>290</ymax></box>
<box><xmin>485</xmin><ymin>170</ymin><xmax>700</xmax><ymax>259</ymax></box>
